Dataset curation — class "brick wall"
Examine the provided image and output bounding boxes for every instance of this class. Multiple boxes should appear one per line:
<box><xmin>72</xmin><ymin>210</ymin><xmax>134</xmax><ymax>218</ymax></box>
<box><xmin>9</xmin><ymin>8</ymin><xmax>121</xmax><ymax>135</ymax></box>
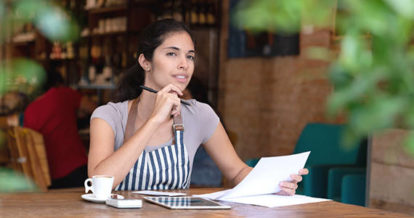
<box><xmin>217</xmin><ymin>0</ymin><xmax>343</xmax><ymax>160</ymax></box>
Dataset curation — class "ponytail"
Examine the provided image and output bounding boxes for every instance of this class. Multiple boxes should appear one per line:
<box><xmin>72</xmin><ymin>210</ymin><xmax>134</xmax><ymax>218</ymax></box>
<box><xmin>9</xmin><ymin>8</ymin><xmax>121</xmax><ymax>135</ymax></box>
<box><xmin>113</xmin><ymin>63</ymin><xmax>144</xmax><ymax>102</ymax></box>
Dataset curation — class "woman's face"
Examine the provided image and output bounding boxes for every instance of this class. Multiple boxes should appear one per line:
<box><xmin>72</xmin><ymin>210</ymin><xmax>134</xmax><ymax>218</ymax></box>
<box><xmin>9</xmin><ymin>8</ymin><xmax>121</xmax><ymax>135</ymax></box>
<box><xmin>145</xmin><ymin>31</ymin><xmax>195</xmax><ymax>91</ymax></box>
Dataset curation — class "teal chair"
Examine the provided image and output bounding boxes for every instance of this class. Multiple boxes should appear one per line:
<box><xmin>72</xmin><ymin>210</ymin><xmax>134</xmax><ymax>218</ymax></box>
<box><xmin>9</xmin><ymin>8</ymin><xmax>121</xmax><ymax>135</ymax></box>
<box><xmin>327</xmin><ymin>167</ymin><xmax>366</xmax><ymax>204</ymax></box>
<box><xmin>293</xmin><ymin>123</ymin><xmax>367</xmax><ymax>205</ymax></box>
<box><xmin>340</xmin><ymin>174</ymin><xmax>366</xmax><ymax>206</ymax></box>
<box><xmin>245</xmin><ymin>158</ymin><xmax>260</xmax><ymax>168</ymax></box>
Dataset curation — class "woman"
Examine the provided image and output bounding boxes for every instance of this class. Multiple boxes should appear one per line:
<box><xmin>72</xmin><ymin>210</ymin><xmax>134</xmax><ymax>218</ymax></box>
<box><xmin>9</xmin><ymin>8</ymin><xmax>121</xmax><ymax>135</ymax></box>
<box><xmin>25</xmin><ymin>68</ymin><xmax>96</xmax><ymax>188</ymax></box>
<box><xmin>89</xmin><ymin>19</ymin><xmax>307</xmax><ymax>194</ymax></box>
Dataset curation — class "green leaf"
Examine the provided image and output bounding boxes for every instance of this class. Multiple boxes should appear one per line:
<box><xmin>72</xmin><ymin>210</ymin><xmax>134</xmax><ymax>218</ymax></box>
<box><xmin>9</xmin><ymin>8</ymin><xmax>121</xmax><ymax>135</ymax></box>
<box><xmin>233</xmin><ymin>0</ymin><xmax>302</xmax><ymax>33</ymax></box>
<box><xmin>35</xmin><ymin>7</ymin><xmax>79</xmax><ymax>41</ymax></box>
<box><xmin>385</xmin><ymin>0</ymin><xmax>414</xmax><ymax>19</ymax></box>
<box><xmin>404</xmin><ymin>132</ymin><xmax>414</xmax><ymax>156</ymax></box>
<box><xmin>0</xmin><ymin>1</ymin><xmax>4</xmax><ymax>18</ymax></box>
<box><xmin>0</xmin><ymin>64</ymin><xmax>12</xmax><ymax>95</ymax></box>
<box><xmin>12</xmin><ymin>0</ymin><xmax>80</xmax><ymax>42</ymax></box>
<box><xmin>0</xmin><ymin>59</ymin><xmax>46</xmax><ymax>96</ymax></box>
<box><xmin>328</xmin><ymin>63</ymin><xmax>352</xmax><ymax>89</ymax></box>
<box><xmin>349</xmin><ymin>96</ymin><xmax>405</xmax><ymax>135</ymax></box>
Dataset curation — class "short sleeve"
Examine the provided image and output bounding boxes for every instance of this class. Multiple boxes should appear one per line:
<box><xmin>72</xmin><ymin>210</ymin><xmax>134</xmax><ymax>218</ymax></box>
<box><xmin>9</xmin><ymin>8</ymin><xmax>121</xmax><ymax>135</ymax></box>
<box><xmin>192</xmin><ymin>101</ymin><xmax>220</xmax><ymax>144</ymax></box>
<box><xmin>90</xmin><ymin>103</ymin><xmax>124</xmax><ymax>138</ymax></box>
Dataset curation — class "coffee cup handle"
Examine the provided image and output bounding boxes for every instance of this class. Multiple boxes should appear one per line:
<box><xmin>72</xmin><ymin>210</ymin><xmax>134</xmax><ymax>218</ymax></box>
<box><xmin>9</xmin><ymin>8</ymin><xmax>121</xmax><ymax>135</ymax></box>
<box><xmin>84</xmin><ymin>178</ymin><xmax>93</xmax><ymax>194</ymax></box>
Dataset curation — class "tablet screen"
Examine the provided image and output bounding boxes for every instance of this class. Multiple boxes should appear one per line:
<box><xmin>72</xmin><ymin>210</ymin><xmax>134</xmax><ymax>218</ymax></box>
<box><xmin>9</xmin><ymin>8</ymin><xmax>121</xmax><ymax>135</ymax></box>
<box><xmin>143</xmin><ymin>196</ymin><xmax>231</xmax><ymax>210</ymax></box>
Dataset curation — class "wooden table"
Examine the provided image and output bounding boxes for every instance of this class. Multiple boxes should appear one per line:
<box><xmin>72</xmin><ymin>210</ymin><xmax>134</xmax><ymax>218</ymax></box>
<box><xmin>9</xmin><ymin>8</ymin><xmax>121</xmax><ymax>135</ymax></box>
<box><xmin>0</xmin><ymin>188</ymin><xmax>411</xmax><ymax>217</ymax></box>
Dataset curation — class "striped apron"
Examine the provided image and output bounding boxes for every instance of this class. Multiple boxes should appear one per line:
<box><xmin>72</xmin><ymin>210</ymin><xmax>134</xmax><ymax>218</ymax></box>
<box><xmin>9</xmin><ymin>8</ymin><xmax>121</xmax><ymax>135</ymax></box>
<box><xmin>115</xmin><ymin>99</ymin><xmax>191</xmax><ymax>191</ymax></box>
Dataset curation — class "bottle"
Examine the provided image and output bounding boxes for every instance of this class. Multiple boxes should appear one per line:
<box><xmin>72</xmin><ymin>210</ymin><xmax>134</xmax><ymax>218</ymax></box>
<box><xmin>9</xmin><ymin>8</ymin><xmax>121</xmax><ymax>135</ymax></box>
<box><xmin>190</xmin><ymin>0</ymin><xmax>198</xmax><ymax>26</ymax></box>
<box><xmin>66</xmin><ymin>42</ymin><xmax>74</xmax><ymax>59</ymax></box>
<box><xmin>172</xmin><ymin>0</ymin><xmax>183</xmax><ymax>22</ymax></box>
<box><xmin>206</xmin><ymin>0</ymin><xmax>216</xmax><ymax>27</ymax></box>
<box><xmin>198</xmin><ymin>0</ymin><xmax>206</xmax><ymax>26</ymax></box>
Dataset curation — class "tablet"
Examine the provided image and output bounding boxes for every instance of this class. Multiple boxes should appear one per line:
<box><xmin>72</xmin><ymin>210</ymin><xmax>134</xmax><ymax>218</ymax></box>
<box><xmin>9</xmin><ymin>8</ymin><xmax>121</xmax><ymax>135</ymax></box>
<box><xmin>143</xmin><ymin>196</ymin><xmax>231</xmax><ymax>210</ymax></box>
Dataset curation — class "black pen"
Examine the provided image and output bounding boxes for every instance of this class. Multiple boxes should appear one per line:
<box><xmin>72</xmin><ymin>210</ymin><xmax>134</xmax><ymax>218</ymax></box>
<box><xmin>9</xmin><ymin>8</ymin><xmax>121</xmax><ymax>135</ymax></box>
<box><xmin>140</xmin><ymin>85</ymin><xmax>190</xmax><ymax>106</ymax></box>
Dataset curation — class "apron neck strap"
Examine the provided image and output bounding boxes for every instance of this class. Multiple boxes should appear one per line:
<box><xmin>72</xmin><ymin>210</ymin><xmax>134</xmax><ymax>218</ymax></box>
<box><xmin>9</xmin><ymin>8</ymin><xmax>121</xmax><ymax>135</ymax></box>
<box><xmin>172</xmin><ymin>114</ymin><xmax>184</xmax><ymax>131</ymax></box>
<box><xmin>124</xmin><ymin>98</ymin><xmax>139</xmax><ymax>142</ymax></box>
<box><xmin>172</xmin><ymin>114</ymin><xmax>184</xmax><ymax>145</ymax></box>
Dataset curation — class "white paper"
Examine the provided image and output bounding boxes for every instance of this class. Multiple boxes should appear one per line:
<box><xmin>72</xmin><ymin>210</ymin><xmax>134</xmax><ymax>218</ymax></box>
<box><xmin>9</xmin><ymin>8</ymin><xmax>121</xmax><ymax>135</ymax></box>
<box><xmin>196</xmin><ymin>189</ymin><xmax>230</xmax><ymax>200</ymax></box>
<box><xmin>214</xmin><ymin>151</ymin><xmax>310</xmax><ymax>200</ymax></box>
<box><xmin>132</xmin><ymin>190</ymin><xmax>186</xmax><ymax>196</ymax></box>
<box><xmin>194</xmin><ymin>152</ymin><xmax>329</xmax><ymax>208</ymax></box>
<box><xmin>219</xmin><ymin>194</ymin><xmax>330</xmax><ymax>208</ymax></box>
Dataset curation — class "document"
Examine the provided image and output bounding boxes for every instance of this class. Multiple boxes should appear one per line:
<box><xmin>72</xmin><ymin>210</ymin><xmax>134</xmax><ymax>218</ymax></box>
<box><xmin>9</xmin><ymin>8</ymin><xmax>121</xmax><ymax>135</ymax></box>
<box><xmin>196</xmin><ymin>151</ymin><xmax>329</xmax><ymax>207</ymax></box>
<box><xmin>218</xmin><ymin>194</ymin><xmax>329</xmax><ymax>208</ymax></box>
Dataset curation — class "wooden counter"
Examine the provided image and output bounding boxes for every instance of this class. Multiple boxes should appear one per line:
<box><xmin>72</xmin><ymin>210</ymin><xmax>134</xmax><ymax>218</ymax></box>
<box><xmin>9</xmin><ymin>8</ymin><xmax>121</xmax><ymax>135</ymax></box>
<box><xmin>0</xmin><ymin>188</ymin><xmax>411</xmax><ymax>217</ymax></box>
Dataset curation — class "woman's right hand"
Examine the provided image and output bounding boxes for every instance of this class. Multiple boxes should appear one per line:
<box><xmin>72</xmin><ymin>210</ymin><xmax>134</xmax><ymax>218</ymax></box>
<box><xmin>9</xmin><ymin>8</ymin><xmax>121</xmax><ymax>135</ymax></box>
<box><xmin>149</xmin><ymin>84</ymin><xmax>183</xmax><ymax>124</ymax></box>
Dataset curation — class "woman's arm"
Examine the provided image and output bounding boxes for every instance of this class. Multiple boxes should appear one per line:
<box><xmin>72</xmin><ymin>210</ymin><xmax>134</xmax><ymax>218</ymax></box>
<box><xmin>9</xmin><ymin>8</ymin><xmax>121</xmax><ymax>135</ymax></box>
<box><xmin>88</xmin><ymin>117</ymin><xmax>160</xmax><ymax>188</ymax></box>
<box><xmin>203</xmin><ymin>122</ymin><xmax>252</xmax><ymax>186</ymax></box>
<box><xmin>204</xmin><ymin>122</ymin><xmax>308</xmax><ymax>195</ymax></box>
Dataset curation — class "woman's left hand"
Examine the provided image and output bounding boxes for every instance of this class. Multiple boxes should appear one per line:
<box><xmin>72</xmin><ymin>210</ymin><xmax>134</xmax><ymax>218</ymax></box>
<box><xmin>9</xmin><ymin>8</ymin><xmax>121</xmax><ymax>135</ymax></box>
<box><xmin>277</xmin><ymin>168</ymin><xmax>309</xmax><ymax>196</ymax></box>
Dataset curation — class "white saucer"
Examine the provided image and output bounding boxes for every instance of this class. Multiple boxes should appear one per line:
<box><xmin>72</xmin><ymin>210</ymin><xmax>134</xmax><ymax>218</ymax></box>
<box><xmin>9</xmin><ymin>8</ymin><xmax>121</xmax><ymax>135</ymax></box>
<box><xmin>81</xmin><ymin>194</ymin><xmax>124</xmax><ymax>203</ymax></box>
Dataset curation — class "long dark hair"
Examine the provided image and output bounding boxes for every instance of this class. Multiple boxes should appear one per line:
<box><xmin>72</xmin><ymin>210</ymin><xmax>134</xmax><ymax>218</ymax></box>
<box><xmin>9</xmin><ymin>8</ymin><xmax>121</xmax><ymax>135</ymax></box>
<box><xmin>114</xmin><ymin>19</ymin><xmax>195</xmax><ymax>102</ymax></box>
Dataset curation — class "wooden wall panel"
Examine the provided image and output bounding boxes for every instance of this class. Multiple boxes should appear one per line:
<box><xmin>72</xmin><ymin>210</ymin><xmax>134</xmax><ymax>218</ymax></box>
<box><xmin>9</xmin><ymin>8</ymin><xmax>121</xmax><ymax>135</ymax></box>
<box><xmin>369</xmin><ymin>129</ymin><xmax>414</xmax><ymax>215</ymax></box>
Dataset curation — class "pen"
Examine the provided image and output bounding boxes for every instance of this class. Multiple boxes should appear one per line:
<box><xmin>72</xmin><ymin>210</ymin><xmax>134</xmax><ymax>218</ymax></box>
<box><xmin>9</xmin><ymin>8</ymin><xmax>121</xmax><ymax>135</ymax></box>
<box><xmin>140</xmin><ymin>85</ymin><xmax>190</xmax><ymax>106</ymax></box>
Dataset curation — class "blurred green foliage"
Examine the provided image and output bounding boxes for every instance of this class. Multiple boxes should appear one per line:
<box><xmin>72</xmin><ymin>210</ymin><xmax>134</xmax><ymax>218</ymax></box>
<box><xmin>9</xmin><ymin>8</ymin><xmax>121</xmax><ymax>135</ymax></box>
<box><xmin>0</xmin><ymin>0</ymin><xmax>79</xmax><ymax>191</ymax></box>
<box><xmin>233</xmin><ymin>0</ymin><xmax>336</xmax><ymax>33</ymax></box>
<box><xmin>0</xmin><ymin>167</ymin><xmax>38</xmax><ymax>192</ymax></box>
<box><xmin>0</xmin><ymin>0</ymin><xmax>79</xmax><ymax>43</ymax></box>
<box><xmin>0</xmin><ymin>58</ymin><xmax>46</xmax><ymax>97</ymax></box>
<box><xmin>0</xmin><ymin>0</ymin><xmax>79</xmax><ymax>98</ymax></box>
<box><xmin>235</xmin><ymin>0</ymin><xmax>414</xmax><ymax>155</ymax></box>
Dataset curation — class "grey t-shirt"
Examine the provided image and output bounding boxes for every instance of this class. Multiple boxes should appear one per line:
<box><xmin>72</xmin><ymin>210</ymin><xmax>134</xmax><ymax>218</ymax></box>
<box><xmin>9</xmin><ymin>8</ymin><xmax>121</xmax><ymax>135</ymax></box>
<box><xmin>90</xmin><ymin>99</ymin><xmax>220</xmax><ymax>169</ymax></box>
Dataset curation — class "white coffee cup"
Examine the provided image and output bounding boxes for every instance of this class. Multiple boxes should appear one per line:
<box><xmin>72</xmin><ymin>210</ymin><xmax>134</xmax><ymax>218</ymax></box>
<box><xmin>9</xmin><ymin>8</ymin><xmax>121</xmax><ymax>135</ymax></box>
<box><xmin>84</xmin><ymin>175</ymin><xmax>114</xmax><ymax>200</ymax></box>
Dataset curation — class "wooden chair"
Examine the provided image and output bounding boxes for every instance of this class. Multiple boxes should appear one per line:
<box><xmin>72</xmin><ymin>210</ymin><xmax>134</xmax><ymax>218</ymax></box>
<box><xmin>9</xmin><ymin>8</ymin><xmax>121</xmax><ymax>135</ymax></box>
<box><xmin>6</xmin><ymin>127</ymin><xmax>51</xmax><ymax>191</ymax></box>
<box><xmin>0</xmin><ymin>130</ymin><xmax>10</xmax><ymax>165</ymax></box>
<box><xmin>0</xmin><ymin>114</ymin><xmax>19</xmax><ymax>165</ymax></box>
